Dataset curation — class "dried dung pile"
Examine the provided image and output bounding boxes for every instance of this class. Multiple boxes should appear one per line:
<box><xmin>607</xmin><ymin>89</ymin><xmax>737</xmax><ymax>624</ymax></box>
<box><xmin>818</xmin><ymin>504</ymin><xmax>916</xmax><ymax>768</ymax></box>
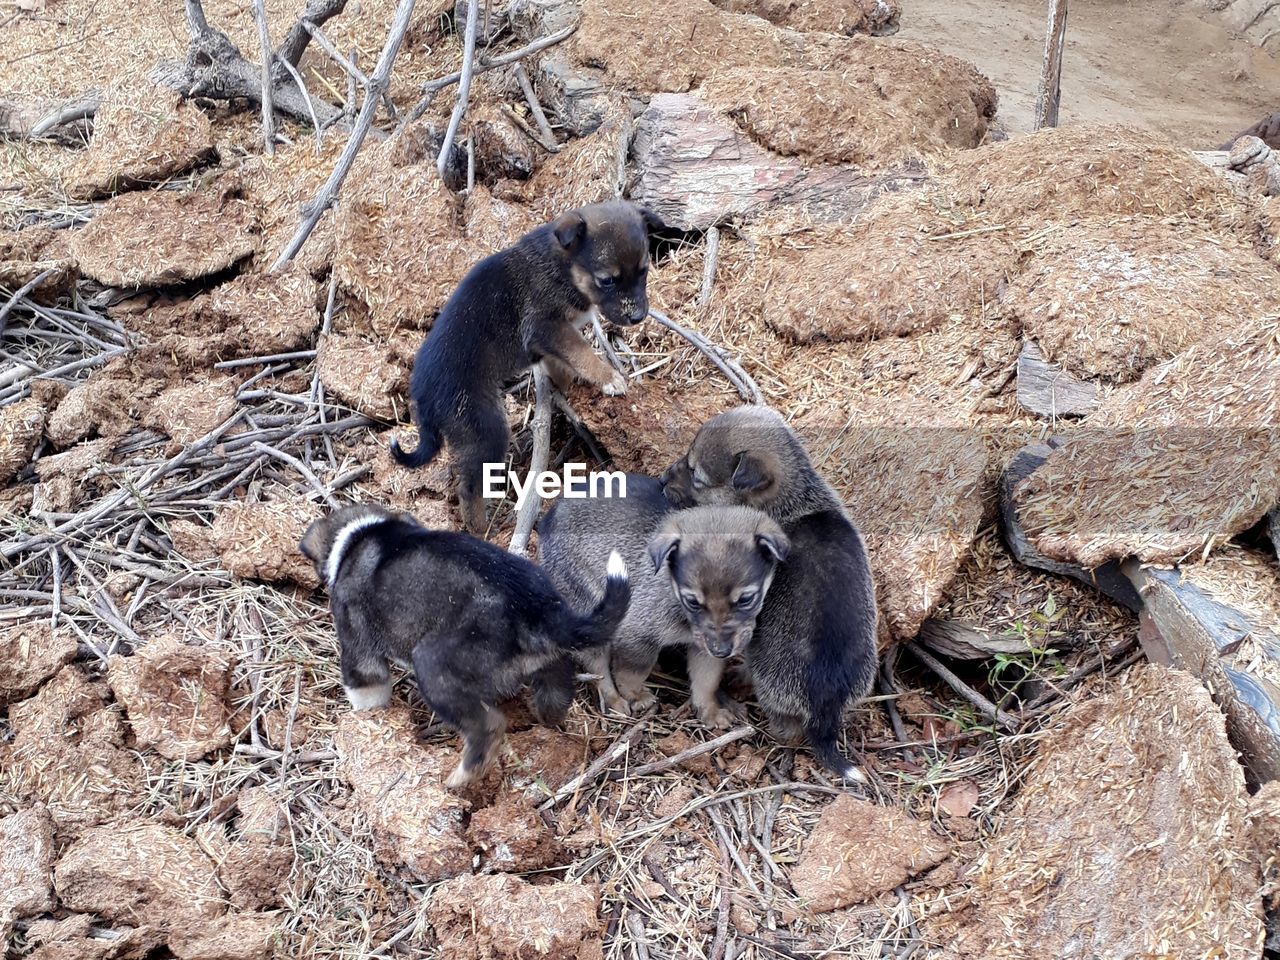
<box><xmin>209</xmin><ymin>500</ymin><xmax>322</xmax><ymax>589</ymax></box>
<box><xmin>0</xmin><ymin>626</ymin><xmax>78</xmax><ymax>707</ymax></box>
<box><xmin>200</xmin><ymin>788</ymin><xmax>294</xmax><ymax>912</ymax></box>
<box><xmin>0</xmin><ymin>228</ymin><xmax>77</xmax><ymax>299</ymax></box>
<box><xmin>63</xmin><ymin>85</ymin><xmax>215</xmax><ymax>201</ymax></box>
<box><xmin>0</xmin><ymin>806</ymin><xmax>57</xmax><ymax>922</ymax></box>
<box><xmin>43</xmin><ymin>362</ymin><xmax>161</xmax><ymax>447</ymax></box>
<box><xmin>314</xmin><ymin>332</ymin><xmax>411</xmax><ymax>422</ymax></box>
<box><xmin>1004</xmin><ymin>217</ymin><xmax>1280</xmax><ymax>383</ymax></box>
<box><xmin>69</xmin><ymin>180</ymin><xmax>260</xmax><ymax>288</ymax></box>
<box><xmin>1012</xmin><ymin>316</ymin><xmax>1280</xmax><ymax>567</ymax></box>
<box><xmin>709</xmin><ymin>0</ymin><xmax>900</xmax><ymax>35</ymax></box>
<box><xmin>515</xmin><ymin>98</ymin><xmax>631</xmax><ymax>218</ymax></box>
<box><xmin>0</xmin><ymin>398</ymin><xmax>49</xmax><ymax>486</ymax></box>
<box><xmin>428</xmin><ymin>874</ymin><xmax>603</xmax><ymax>959</ymax></box>
<box><xmin>927</xmin><ymin>664</ymin><xmax>1266</xmax><ymax>959</ymax></box>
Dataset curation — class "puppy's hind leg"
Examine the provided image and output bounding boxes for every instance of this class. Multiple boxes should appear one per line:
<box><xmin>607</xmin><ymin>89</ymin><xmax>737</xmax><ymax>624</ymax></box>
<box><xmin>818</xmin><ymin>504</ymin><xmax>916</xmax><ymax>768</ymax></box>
<box><xmin>530</xmin><ymin>656</ymin><xmax>575</xmax><ymax>728</ymax></box>
<box><xmin>341</xmin><ymin>648</ymin><xmax>392</xmax><ymax>711</ymax></box>
<box><xmin>411</xmin><ymin>641</ymin><xmax>507</xmax><ymax>790</ymax></box>
<box><xmin>451</xmin><ymin>399</ymin><xmax>510</xmax><ymax>535</ymax></box>
<box><xmin>805</xmin><ymin>710</ymin><xmax>868</xmax><ymax>786</ymax></box>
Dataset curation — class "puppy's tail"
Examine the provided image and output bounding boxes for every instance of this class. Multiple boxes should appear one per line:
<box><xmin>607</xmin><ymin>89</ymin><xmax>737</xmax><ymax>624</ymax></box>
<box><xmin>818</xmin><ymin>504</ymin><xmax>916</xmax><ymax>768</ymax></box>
<box><xmin>390</xmin><ymin>422</ymin><xmax>443</xmax><ymax>469</ymax></box>
<box><xmin>562</xmin><ymin>551</ymin><xmax>631</xmax><ymax>650</ymax></box>
<box><xmin>810</xmin><ymin>725</ymin><xmax>869</xmax><ymax>786</ymax></box>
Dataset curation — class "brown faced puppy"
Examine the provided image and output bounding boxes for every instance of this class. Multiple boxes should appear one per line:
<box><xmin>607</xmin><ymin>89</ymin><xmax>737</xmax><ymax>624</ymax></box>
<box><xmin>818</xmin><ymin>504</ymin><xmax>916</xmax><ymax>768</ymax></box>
<box><xmin>539</xmin><ymin>475</ymin><xmax>788</xmax><ymax>730</ymax></box>
<box><xmin>392</xmin><ymin>200</ymin><xmax>664</xmax><ymax>533</ymax></box>
<box><xmin>300</xmin><ymin>503</ymin><xmax>629</xmax><ymax>789</ymax></box>
<box><xmin>662</xmin><ymin>406</ymin><xmax>878</xmax><ymax>782</ymax></box>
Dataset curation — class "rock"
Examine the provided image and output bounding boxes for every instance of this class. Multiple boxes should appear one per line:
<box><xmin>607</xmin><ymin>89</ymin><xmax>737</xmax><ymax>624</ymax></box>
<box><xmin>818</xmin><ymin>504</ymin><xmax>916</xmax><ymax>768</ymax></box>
<box><xmin>70</xmin><ymin>180</ymin><xmax>258</xmax><ymax>288</ymax></box>
<box><xmin>789</xmin><ymin>795</ymin><xmax>951</xmax><ymax>912</ymax></box>
<box><xmin>166</xmin><ymin>913</ymin><xmax>280</xmax><ymax>960</ymax></box>
<box><xmin>333</xmin><ymin>707</ymin><xmax>473</xmax><ymax>882</ymax></box>
<box><xmin>107</xmin><ymin>634</ymin><xmax>234</xmax><ymax>762</ymax></box>
<box><xmin>0</xmin><ymin>624</ymin><xmax>79</xmax><ymax>706</ymax></box>
<box><xmin>1228</xmin><ymin>135</ymin><xmax>1280</xmax><ymax>197</ymax></box>
<box><xmin>210</xmin><ymin>500</ymin><xmax>321</xmax><ymax>590</ymax></box>
<box><xmin>0</xmin><ymin>396</ymin><xmax>47</xmax><ymax>484</ymax></box>
<box><xmin>1125</xmin><ymin>547</ymin><xmax>1280</xmax><ymax>785</ymax></box>
<box><xmin>0</xmin><ymin>805</ymin><xmax>57</xmax><ymax>919</ymax></box>
<box><xmin>1225</xmin><ymin>111</ymin><xmax>1280</xmax><ymax>151</ymax></box>
<box><xmin>927</xmin><ymin>663</ymin><xmax>1265</xmax><ymax>959</ymax></box>
<box><xmin>467</xmin><ymin>795</ymin><xmax>564</xmax><ymax>872</ymax></box>
<box><xmin>54</xmin><ymin>822</ymin><xmax>224</xmax><ymax>928</ymax></box>
<box><xmin>315</xmin><ymin>332</ymin><xmax>410</xmax><ymax>422</ymax></box>
<box><xmin>64</xmin><ymin>86</ymin><xmax>215</xmax><ymax>200</ymax></box>
<box><xmin>1014</xmin><ymin>341</ymin><xmax>1100</xmax><ymax>418</ymax></box>
<box><xmin>0</xmin><ymin>667</ymin><xmax>143</xmax><ymax>838</ymax></box>
<box><xmin>428</xmin><ymin>874</ymin><xmax>602</xmax><ymax>959</ymax></box>
<box><xmin>998</xmin><ymin>442</ymin><xmax>1143</xmax><ymax>611</ymax></box>
<box><xmin>630</xmin><ymin>92</ymin><xmax>920</xmax><ymax>231</ymax></box>
<box><xmin>916</xmin><ymin>619</ymin><xmax>1034</xmax><ymax>661</ymax></box>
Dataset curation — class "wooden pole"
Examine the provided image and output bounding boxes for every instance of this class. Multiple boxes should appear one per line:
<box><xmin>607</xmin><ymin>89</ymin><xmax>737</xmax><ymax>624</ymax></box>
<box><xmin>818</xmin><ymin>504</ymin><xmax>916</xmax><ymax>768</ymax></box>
<box><xmin>1033</xmin><ymin>0</ymin><xmax>1069</xmax><ymax>130</ymax></box>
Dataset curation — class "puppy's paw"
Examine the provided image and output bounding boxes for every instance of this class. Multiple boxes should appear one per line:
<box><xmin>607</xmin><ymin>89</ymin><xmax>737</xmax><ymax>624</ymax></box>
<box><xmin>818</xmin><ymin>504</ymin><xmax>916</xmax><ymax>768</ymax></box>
<box><xmin>602</xmin><ymin>373</ymin><xmax>629</xmax><ymax>397</ymax></box>
<box><xmin>601</xmin><ymin>692</ymin><xmax>634</xmax><ymax>717</ymax></box>
<box><xmin>626</xmin><ymin>690</ymin><xmax>657</xmax><ymax>713</ymax></box>
<box><xmin>445</xmin><ymin>763</ymin><xmax>476</xmax><ymax>791</ymax></box>
<box><xmin>697</xmin><ymin>702</ymin><xmax>739</xmax><ymax>731</ymax></box>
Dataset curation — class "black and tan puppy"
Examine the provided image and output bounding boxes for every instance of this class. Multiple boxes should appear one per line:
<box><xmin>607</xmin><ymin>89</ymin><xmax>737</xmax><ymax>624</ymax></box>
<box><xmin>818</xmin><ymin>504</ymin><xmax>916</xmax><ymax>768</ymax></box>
<box><xmin>392</xmin><ymin>200</ymin><xmax>664</xmax><ymax>533</ymax></box>
<box><xmin>300</xmin><ymin>503</ymin><xmax>630</xmax><ymax>789</ymax></box>
<box><xmin>539</xmin><ymin>475</ymin><xmax>789</xmax><ymax>730</ymax></box>
<box><xmin>662</xmin><ymin>406</ymin><xmax>878</xmax><ymax>782</ymax></box>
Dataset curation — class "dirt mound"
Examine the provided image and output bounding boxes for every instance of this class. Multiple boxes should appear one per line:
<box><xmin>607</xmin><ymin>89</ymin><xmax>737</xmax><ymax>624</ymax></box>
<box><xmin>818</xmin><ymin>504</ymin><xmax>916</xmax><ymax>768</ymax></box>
<box><xmin>31</xmin><ymin>439</ymin><xmax>116</xmax><ymax>513</ymax></box>
<box><xmin>467</xmin><ymin>795</ymin><xmax>564</xmax><ymax>872</ymax></box>
<box><xmin>428</xmin><ymin>873</ymin><xmax>602</xmax><ymax>959</ymax></box>
<box><xmin>331</xmin><ymin>131</ymin><xmax>467</xmax><ymax>335</ymax></box>
<box><xmin>727</xmin><ymin>203</ymin><xmax>1015</xmax><ymax>345</ymax></box>
<box><xmin>566</xmin><ymin>378</ymin><xmax>737</xmax><ymax>476</ymax></box>
<box><xmin>64</xmin><ymin>86</ymin><xmax>215</xmax><ymax>200</ymax></box>
<box><xmin>0</xmin><ymin>397</ymin><xmax>48</xmax><ymax>485</ymax></box>
<box><xmin>1005</xmin><ymin>217</ymin><xmax>1280</xmax><ymax>383</ymax></box>
<box><xmin>45</xmin><ymin>364</ymin><xmax>160</xmax><ymax>447</ymax></box>
<box><xmin>0</xmin><ymin>805</ymin><xmax>57</xmax><ymax>922</ymax></box>
<box><xmin>69</xmin><ymin>180</ymin><xmax>259</xmax><ymax>288</ymax></box>
<box><xmin>790</xmin><ymin>795</ymin><xmax>951</xmax><ymax>913</ymax></box>
<box><xmin>1</xmin><ymin>667</ymin><xmax>142</xmax><ymax>837</ymax></box>
<box><xmin>928</xmin><ymin>663</ymin><xmax>1264</xmax><ymax>959</ymax></box>
<box><xmin>0</xmin><ymin>624</ymin><xmax>78</xmax><ymax>707</ymax></box>
<box><xmin>211</xmin><ymin>501</ymin><xmax>322</xmax><ymax>589</ymax></box>
<box><xmin>333</xmin><ymin>707</ymin><xmax>472</xmax><ymax>882</ymax></box>
<box><xmin>107</xmin><ymin>634</ymin><xmax>234</xmax><ymax>761</ymax></box>
<box><xmin>133</xmin><ymin>264</ymin><xmax>319</xmax><ymax>369</ymax></box>
<box><xmin>938</xmin><ymin>123</ymin><xmax>1245</xmax><ymax>229</ymax></box>
<box><xmin>54</xmin><ymin>822</ymin><xmax>223</xmax><ymax>928</ymax></box>
<box><xmin>699</xmin><ymin>41</ymin><xmax>995</xmax><ymax>168</ymax></box>
<box><xmin>709</xmin><ymin>0</ymin><xmax>899</xmax><ymax>35</ymax></box>
<box><xmin>166</xmin><ymin>913</ymin><xmax>280</xmax><ymax>960</ymax></box>
<box><xmin>315</xmin><ymin>332</ymin><xmax>410</xmax><ymax>421</ymax></box>
<box><xmin>0</xmin><ymin>227</ymin><xmax>77</xmax><ymax>299</ymax></box>
<box><xmin>1014</xmin><ymin>316</ymin><xmax>1280</xmax><ymax>567</ymax></box>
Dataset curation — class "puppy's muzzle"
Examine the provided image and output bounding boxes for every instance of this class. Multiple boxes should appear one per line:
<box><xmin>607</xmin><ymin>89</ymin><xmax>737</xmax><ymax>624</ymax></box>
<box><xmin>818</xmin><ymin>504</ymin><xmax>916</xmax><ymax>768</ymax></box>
<box><xmin>701</xmin><ymin>628</ymin><xmax>749</xmax><ymax>660</ymax></box>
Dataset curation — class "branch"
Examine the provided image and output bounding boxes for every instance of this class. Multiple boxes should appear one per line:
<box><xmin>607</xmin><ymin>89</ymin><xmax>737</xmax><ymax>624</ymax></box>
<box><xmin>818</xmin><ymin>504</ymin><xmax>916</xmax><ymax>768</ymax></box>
<box><xmin>271</xmin><ymin>0</ymin><xmax>419</xmax><ymax>271</ymax></box>
<box><xmin>648</xmin><ymin>308</ymin><xmax>763</xmax><ymax>405</ymax></box>
<box><xmin>276</xmin><ymin>0</ymin><xmax>348</xmax><ymax>67</ymax></box>
<box><xmin>250</xmin><ymin>0</ymin><xmax>278</xmax><ymax>154</ymax></box>
<box><xmin>438</xmin><ymin>0</ymin><xmax>479</xmax><ymax>182</ymax></box>
<box><xmin>508</xmin><ymin>365</ymin><xmax>551</xmax><ymax>558</ymax></box>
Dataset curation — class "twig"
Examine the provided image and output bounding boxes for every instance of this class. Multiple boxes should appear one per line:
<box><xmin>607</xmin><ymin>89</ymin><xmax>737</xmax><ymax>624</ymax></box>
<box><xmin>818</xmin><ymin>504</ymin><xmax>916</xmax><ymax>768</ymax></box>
<box><xmin>539</xmin><ymin>711</ymin><xmax>654</xmax><ymax>811</ymax></box>
<box><xmin>708</xmin><ymin>807</ymin><xmax>735</xmax><ymax>960</ymax></box>
<box><xmin>276</xmin><ymin>55</ymin><xmax>324</xmax><ymax>151</ymax></box>
<box><xmin>0</xmin><ymin>268</ymin><xmax>58</xmax><ymax>336</ymax></box>
<box><xmin>590</xmin><ymin>309</ymin><xmax>627</xmax><ymax>374</ymax></box>
<box><xmin>438</xmin><ymin>0</ymin><xmax>480</xmax><ymax>183</ymax></box>
<box><xmin>250</xmin><ymin>0</ymin><xmax>277</xmax><ymax>154</ymax></box>
<box><xmin>50</xmin><ymin>548</ymin><xmax>63</xmax><ymax>629</ymax></box>
<box><xmin>648</xmin><ymin>309</ymin><xmax>763</xmax><ymax>404</ymax></box>
<box><xmin>613</xmin><ymin>725</ymin><xmax>754</xmax><ymax>780</ymax></box>
<box><xmin>215</xmin><ymin>349</ymin><xmax>317</xmax><ymax>369</ymax></box>
<box><xmin>699</xmin><ymin>226</ymin><xmax>719</xmax><ymax>307</ymax></box>
<box><xmin>904</xmin><ymin>641</ymin><xmax>1019</xmax><ymax>731</ymax></box>
<box><xmin>513</xmin><ymin>62</ymin><xmax>555</xmax><ymax>146</ymax></box>
<box><xmin>250</xmin><ymin>442</ymin><xmax>340</xmax><ymax>509</ymax></box>
<box><xmin>508</xmin><ymin>365</ymin><xmax>551</xmax><ymax>558</ymax></box>
<box><xmin>276</xmin><ymin>0</ymin><xmax>348</xmax><ymax>67</ymax></box>
<box><xmin>272</xmin><ymin>0</ymin><xmax>418</xmax><ymax>270</ymax></box>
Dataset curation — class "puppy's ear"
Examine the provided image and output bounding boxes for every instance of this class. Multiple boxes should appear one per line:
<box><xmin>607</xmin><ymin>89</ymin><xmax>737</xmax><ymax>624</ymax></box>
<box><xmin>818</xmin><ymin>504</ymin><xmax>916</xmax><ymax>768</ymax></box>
<box><xmin>661</xmin><ymin>457</ymin><xmax>694</xmax><ymax>507</ymax></box>
<box><xmin>755</xmin><ymin>520</ymin><xmax>790</xmax><ymax>564</ymax></box>
<box><xmin>732</xmin><ymin>450</ymin><xmax>781</xmax><ymax>499</ymax></box>
<box><xmin>299</xmin><ymin>519</ymin><xmax>326</xmax><ymax>563</ymax></box>
<box><xmin>552</xmin><ymin>211</ymin><xmax>587</xmax><ymax>252</ymax></box>
<box><xmin>647</xmin><ymin>530</ymin><xmax>681</xmax><ymax>573</ymax></box>
<box><xmin>638</xmin><ymin>205</ymin><xmax>667</xmax><ymax>236</ymax></box>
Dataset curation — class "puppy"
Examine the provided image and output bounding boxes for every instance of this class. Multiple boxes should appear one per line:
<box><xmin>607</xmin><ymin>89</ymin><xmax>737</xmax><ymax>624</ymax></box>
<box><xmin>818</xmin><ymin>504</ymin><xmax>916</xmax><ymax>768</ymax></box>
<box><xmin>662</xmin><ymin>406</ymin><xmax>878</xmax><ymax>782</ymax></box>
<box><xmin>392</xmin><ymin>200</ymin><xmax>664</xmax><ymax>533</ymax></box>
<box><xmin>539</xmin><ymin>474</ymin><xmax>789</xmax><ymax>730</ymax></box>
<box><xmin>300</xmin><ymin>503</ymin><xmax>630</xmax><ymax>789</ymax></box>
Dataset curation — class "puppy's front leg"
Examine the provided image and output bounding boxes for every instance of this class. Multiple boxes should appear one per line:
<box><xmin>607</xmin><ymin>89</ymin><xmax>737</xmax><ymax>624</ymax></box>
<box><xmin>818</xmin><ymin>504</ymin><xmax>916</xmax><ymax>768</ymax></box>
<box><xmin>687</xmin><ymin>646</ymin><xmax>738</xmax><ymax>731</ymax></box>
<box><xmin>447</xmin><ymin>704</ymin><xmax>507</xmax><ymax>790</ymax></box>
<box><xmin>530</xmin><ymin>325</ymin><xmax>628</xmax><ymax>397</ymax></box>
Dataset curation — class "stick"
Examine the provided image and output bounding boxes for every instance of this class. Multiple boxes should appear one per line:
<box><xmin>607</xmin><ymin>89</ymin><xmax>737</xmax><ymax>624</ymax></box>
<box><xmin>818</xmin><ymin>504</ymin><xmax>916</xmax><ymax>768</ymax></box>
<box><xmin>276</xmin><ymin>0</ymin><xmax>348</xmax><ymax>67</ymax></box>
<box><xmin>0</xmin><ymin>268</ymin><xmax>58</xmax><ymax>336</ymax></box>
<box><xmin>613</xmin><ymin>725</ymin><xmax>754</xmax><ymax>780</ymax></box>
<box><xmin>538</xmin><ymin>712</ymin><xmax>653</xmax><ymax>811</ymax></box>
<box><xmin>512</xmin><ymin>62</ymin><xmax>555</xmax><ymax>146</ymax></box>
<box><xmin>250</xmin><ymin>0</ymin><xmax>277</xmax><ymax>154</ymax></box>
<box><xmin>904</xmin><ymin>641</ymin><xmax>1019</xmax><ymax>731</ymax></box>
<box><xmin>1033</xmin><ymin>0</ymin><xmax>1069</xmax><ymax>130</ymax></box>
<box><xmin>438</xmin><ymin>0</ymin><xmax>480</xmax><ymax>182</ymax></box>
<box><xmin>647</xmin><ymin>309</ymin><xmax>763</xmax><ymax>404</ymax></box>
<box><xmin>508</xmin><ymin>365</ymin><xmax>551</xmax><ymax>558</ymax></box>
<box><xmin>590</xmin><ymin>309</ymin><xmax>627</xmax><ymax>374</ymax></box>
<box><xmin>708</xmin><ymin>807</ymin><xmax>735</xmax><ymax>960</ymax></box>
<box><xmin>276</xmin><ymin>55</ymin><xmax>324</xmax><ymax>150</ymax></box>
<box><xmin>214</xmin><ymin>349</ymin><xmax>317</xmax><ymax>369</ymax></box>
<box><xmin>271</xmin><ymin>0</ymin><xmax>418</xmax><ymax>271</ymax></box>
<box><xmin>250</xmin><ymin>441</ymin><xmax>340</xmax><ymax>509</ymax></box>
<box><xmin>699</xmin><ymin>226</ymin><xmax>720</xmax><ymax>307</ymax></box>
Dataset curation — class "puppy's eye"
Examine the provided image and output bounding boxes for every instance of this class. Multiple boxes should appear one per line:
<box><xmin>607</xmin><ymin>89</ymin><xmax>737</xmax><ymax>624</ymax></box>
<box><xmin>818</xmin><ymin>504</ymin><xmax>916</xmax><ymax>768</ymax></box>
<box><xmin>595</xmin><ymin>274</ymin><xmax>616</xmax><ymax>289</ymax></box>
<box><xmin>735</xmin><ymin>592</ymin><xmax>757</xmax><ymax>609</ymax></box>
<box><xmin>681</xmin><ymin>593</ymin><xmax>702</xmax><ymax>611</ymax></box>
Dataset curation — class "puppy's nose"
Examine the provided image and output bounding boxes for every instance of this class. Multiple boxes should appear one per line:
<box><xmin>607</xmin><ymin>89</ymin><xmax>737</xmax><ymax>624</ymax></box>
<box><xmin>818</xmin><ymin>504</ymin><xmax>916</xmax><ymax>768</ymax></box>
<box><xmin>707</xmin><ymin>631</ymin><xmax>737</xmax><ymax>659</ymax></box>
<box><xmin>626</xmin><ymin>301</ymin><xmax>648</xmax><ymax>324</ymax></box>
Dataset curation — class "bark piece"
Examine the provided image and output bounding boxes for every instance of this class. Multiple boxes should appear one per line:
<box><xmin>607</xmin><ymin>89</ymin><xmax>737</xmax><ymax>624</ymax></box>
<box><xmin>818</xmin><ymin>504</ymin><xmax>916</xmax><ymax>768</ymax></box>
<box><xmin>1015</xmin><ymin>341</ymin><xmax>1099</xmax><ymax>418</ymax></box>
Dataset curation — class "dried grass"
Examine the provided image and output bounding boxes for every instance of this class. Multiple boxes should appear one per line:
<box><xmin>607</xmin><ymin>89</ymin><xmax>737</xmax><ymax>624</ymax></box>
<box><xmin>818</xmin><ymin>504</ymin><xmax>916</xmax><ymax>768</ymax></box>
<box><xmin>710</xmin><ymin>0</ymin><xmax>900</xmax><ymax>35</ymax></box>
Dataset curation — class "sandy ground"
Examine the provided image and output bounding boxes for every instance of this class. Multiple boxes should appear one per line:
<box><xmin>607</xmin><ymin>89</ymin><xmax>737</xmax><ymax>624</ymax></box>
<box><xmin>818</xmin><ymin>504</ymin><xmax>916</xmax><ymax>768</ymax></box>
<box><xmin>898</xmin><ymin>0</ymin><xmax>1280</xmax><ymax>147</ymax></box>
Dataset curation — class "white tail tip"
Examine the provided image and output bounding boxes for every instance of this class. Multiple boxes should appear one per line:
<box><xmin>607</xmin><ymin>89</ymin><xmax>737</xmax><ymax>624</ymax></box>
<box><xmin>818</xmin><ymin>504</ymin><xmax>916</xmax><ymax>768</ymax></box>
<box><xmin>842</xmin><ymin>763</ymin><xmax>869</xmax><ymax>784</ymax></box>
<box><xmin>606</xmin><ymin>550</ymin><xmax>627</xmax><ymax>580</ymax></box>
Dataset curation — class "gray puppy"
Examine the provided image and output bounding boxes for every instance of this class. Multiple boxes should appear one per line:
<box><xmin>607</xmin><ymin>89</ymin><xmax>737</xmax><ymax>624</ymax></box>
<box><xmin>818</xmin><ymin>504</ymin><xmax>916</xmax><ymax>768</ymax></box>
<box><xmin>538</xmin><ymin>474</ymin><xmax>789</xmax><ymax>730</ymax></box>
<box><xmin>300</xmin><ymin>503</ymin><xmax>629</xmax><ymax>789</ymax></box>
<box><xmin>661</xmin><ymin>405</ymin><xmax>878</xmax><ymax>782</ymax></box>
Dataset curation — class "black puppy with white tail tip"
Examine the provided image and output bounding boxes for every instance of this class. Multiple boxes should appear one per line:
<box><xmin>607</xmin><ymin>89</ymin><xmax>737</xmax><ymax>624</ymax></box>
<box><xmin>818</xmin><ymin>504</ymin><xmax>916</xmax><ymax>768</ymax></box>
<box><xmin>300</xmin><ymin>504</ymin><xmax>630</xmax><ymax>789</ymax></box>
